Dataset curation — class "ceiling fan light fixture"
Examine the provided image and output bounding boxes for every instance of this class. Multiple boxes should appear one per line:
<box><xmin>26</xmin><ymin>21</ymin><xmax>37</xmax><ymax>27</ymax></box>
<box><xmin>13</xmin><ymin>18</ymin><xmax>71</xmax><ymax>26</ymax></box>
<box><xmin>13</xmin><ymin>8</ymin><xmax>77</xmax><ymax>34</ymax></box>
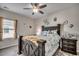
<box><xmin>23</xmin><ymin>3</ymin><xmax>47</xmax><ymax>15</ymax></box>
<box><xmin>33</xmin><ymin>8</ymin><xmax>38</xmax><ymax>13</ymax></box>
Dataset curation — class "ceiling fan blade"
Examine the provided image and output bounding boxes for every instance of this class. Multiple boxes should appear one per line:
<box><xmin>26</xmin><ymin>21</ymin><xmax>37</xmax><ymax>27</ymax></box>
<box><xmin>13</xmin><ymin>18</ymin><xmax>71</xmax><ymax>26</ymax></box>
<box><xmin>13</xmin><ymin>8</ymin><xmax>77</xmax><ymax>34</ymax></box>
<box><xmin>31</xmin><ymin>3</ymin><xmax>39</xmax><ymax>7</ymax></box>
<box><xmin>39</xmin><ymin>10</ymin><xmax>44</xmax><ymax>14</ymax></box>
<box><xmin>39</xmin><ymin>4</ymin><xmax>47</xmax><ymax>9</ymax></box>
<box><xmin>34</xmin><ymin>3</ymin><xmax>39</xmax><ymax>6</ymax></box>
<box><xmin>31</xmin><ymin>3</ymin><xmax>34</xmax><ymax>6</ymax></box>
<box><xmin>23</xmin><ymin>8</ymin><xmax>32</xmax><ymax>9</ymax></box>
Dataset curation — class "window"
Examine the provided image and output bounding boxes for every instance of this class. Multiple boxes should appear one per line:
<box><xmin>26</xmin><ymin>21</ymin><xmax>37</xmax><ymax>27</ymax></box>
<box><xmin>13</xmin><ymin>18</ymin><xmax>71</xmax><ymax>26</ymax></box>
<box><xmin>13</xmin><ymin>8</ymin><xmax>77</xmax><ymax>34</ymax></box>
<box><xmin>2</xmin><ymin>19</ymin><xmax>17</xmax><ymax>39</ymax></box>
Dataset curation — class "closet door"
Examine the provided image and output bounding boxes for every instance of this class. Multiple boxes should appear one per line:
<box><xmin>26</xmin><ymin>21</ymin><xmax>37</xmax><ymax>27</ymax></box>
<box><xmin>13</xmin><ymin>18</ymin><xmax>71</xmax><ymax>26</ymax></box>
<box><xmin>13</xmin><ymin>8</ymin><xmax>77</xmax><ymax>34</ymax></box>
<box><xmin>0</xmin><ymin>17</ymin><xmax>3</xmax><ymax>41</ymax></box>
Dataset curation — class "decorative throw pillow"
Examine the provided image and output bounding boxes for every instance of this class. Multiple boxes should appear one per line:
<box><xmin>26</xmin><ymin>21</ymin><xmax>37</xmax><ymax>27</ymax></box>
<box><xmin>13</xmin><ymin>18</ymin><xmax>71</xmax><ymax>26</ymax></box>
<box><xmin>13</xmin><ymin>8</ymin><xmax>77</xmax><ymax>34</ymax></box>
<box><xmin>41</xmin><ymin>31</ymin><xmax>48</xmax><ymax>36</ymax></box>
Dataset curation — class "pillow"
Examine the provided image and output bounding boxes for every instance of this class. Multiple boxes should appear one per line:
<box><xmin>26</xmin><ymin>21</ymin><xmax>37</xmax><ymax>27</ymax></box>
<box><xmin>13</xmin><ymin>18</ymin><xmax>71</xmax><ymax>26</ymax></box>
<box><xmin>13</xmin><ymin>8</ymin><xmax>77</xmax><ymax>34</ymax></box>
<box><xmin>51</xmin><ymin>30</ymin><xmax>57</xmax><ymax>34</ymax></box>
<box><xmin>47</xmin><ymin>30</ymin><xmax>57</xmax><ymax>35</ymax></box>
<box><xmin>48</xmin><ymin>30</ymin><xmax>53</xmax><ymax>34</ymax></box>
<box><xmin>47</xmin><ymin>30</ymin><xmax>61</xmax><ymax>41</ymax></box>
<box><xmin>41</xmin><ymin>31</ymin><xmax>48</xmax><ymax>36</ymax></box>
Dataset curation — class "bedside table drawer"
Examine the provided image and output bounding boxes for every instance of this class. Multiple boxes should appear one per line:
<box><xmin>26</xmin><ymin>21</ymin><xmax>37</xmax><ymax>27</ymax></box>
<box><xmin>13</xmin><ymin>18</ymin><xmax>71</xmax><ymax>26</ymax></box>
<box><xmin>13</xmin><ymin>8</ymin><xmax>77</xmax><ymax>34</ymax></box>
<box><xmin>63</xmin><ymin>46</ymin><xmax>76</xmax><ymax>50</ymax></box>
<box><xmin>62</xmin><ymin>39</ymin><xmax>76</xmax><ymax>45</ymax></box>
<box><xmin>63</xmin><ymin>41</ymin><xmax>76</xmax><ymax>45</ymax></box>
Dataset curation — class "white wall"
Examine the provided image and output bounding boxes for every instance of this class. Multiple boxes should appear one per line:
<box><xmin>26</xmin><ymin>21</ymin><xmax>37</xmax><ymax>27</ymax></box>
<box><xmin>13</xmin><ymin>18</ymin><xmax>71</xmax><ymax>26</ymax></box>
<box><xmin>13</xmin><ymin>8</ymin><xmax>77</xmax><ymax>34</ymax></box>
<box><xmin>0</xmin><ymin>9</ymin><xmax>35</xmax><ymax>36</ymax></box>
<box><xmin>35</xmin><ymin>6</ymin><xmax>79</xmax><ymax>52</ymax></box>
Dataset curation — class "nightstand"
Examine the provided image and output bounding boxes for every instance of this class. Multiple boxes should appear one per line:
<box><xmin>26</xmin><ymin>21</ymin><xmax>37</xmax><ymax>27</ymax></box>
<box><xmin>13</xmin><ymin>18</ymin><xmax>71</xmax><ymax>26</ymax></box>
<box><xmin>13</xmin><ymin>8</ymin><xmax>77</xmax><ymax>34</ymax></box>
<box><xmin>61</xmin><ymin>38</ymin><xmax>77</xmax><ymax>55</ymax></box>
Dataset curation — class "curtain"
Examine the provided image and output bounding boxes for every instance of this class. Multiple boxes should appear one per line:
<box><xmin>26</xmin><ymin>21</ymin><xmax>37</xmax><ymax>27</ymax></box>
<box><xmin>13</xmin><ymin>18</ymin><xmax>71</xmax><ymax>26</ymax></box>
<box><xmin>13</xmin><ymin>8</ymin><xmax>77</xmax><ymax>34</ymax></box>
<box><xmin>0</xmin><ymin>17</ymin><xmax>17</xmax><ymax>40</ymax></box>
<box><xmin>0</xmin><ymin>17</ymin><xmax>3</xmax><ymax>41</ymax></box>
<box><xmin>2</xmin><ymin>19</ymin><xmax>17</xmax><ymax>39</ymax></box>
<box><xmin>14</xmin><ymin>20</ymin><xmax>17</xmax><ymax>39</ymax></box>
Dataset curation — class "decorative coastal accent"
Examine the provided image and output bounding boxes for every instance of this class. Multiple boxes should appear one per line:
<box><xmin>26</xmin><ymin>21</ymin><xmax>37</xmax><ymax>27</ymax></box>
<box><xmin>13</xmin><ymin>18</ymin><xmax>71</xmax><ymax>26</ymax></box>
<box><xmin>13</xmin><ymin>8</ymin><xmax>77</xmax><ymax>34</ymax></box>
<box><xmin>63</xmin><ymin>20</ymin><xmax>68</xmax><ymax>25</ymax></box>
<box><xmin>53</xmin><ymin>17</ymin><xmax>57</xmax><ymax>22</ymax></box>
<box><xmin>29</xmin><ymin>25</ymin><xmax>32</xmax><ymax>29</ymax></box>
<box><xmin>69</xmin><ymin>24</ymin><xmax>74</xmax><ymax>28</ymax></box>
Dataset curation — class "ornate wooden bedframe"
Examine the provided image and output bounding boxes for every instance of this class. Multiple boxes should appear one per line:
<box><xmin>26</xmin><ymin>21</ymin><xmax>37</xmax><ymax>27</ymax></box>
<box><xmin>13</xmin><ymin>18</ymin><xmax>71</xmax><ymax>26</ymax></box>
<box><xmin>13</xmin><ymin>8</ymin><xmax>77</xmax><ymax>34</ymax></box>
<box><xmin>18</xmin><ymin>24</ymin><xmax>61</xmax><ymax>56</ymax></box>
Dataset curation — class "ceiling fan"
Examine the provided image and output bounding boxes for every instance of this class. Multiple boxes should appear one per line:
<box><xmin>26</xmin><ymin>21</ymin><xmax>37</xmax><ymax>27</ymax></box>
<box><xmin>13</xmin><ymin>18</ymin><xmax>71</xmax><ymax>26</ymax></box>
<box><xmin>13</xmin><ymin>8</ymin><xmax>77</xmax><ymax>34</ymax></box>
<box><xmin>23</xmin><ymin>3</ymin><xmax>47</xmax><ymax>15</ymax></box>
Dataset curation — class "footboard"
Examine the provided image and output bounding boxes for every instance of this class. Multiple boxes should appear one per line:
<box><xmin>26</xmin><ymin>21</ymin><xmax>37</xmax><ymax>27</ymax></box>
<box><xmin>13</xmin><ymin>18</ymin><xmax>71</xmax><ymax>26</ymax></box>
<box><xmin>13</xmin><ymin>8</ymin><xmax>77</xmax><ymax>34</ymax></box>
<box><xmin>18</xmin><ymin>36</ymin><xmax>46</xmax><ymax>56</ymax></box>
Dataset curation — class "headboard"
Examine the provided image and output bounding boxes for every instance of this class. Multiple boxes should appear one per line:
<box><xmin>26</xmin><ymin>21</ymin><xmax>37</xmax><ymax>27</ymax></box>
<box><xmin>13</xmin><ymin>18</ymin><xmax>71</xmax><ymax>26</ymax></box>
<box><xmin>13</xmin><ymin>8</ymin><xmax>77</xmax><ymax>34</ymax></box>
<box><xmin>42</xmin><ymin>24</ymin><xmax>61</xmax><ymax>35</ymax></box>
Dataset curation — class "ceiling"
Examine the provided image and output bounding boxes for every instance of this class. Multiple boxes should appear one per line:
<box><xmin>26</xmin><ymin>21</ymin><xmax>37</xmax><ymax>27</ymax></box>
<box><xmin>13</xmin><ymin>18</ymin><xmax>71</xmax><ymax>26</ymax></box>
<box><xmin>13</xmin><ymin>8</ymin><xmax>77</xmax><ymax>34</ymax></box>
<box><xmin>0</xmin><ymin>3</ymin><xmax>78</xmax><ymax>20</ymax></box>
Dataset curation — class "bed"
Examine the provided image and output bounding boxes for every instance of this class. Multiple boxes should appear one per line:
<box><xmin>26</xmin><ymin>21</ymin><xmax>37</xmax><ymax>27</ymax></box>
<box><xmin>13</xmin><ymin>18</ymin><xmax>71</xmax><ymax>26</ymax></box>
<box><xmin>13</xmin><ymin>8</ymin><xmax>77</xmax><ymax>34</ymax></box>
<box><xmin>18</xmin><ymin>24</ymin><xmax>61</xmax><ymax>56</ymax></box>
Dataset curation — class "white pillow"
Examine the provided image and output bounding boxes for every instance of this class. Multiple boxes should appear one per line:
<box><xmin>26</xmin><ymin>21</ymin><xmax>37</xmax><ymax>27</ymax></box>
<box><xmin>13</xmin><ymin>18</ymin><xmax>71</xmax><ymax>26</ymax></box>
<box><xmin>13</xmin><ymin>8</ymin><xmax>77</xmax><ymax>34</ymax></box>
<box><xmin>41</xmin><ymin>31</ymin><xmax>48</xmax><ymax>36</ymax></box>
<box><xmin>51</xmin><ymin>30</ymin><xmax>57</xmax><ymax>34</ymax></box>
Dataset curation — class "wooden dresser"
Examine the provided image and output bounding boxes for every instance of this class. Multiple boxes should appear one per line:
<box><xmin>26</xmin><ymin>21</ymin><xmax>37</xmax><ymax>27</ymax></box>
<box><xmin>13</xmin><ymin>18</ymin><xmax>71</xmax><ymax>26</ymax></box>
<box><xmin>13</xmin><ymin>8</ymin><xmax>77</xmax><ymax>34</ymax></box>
<box><xmin>61</xmin><ymin>38</ymin><xmax>77</xmax><ymax>55</ymax></box>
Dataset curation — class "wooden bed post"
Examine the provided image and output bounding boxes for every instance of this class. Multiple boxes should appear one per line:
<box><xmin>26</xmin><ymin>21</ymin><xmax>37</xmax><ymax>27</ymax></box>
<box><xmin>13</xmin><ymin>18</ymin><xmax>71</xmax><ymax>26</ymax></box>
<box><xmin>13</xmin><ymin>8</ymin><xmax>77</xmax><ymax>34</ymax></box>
<box><xmin>57</xmin><ymin>24</ymin><xmax>61</xmax><ymax>49</ymax></box>
<box><xmin>37</xmin><ymin>40</ymin><xmax>46</xmax><ymax>56</ymax></box>
<box><xmin>18</xmin><ymin>36</ymin><xmax>23</xmax><ymax>55</ymax></box>
<box><xmin>57</xmin><ymin>24</ymin><xmax>61</xmax><ymax>36</ymax></box>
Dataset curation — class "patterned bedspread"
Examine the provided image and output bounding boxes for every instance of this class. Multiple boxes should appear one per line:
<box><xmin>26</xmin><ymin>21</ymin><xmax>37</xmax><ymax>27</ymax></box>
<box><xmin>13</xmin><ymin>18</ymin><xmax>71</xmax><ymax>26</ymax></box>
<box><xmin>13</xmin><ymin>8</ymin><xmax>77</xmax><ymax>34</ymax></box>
<box><xmin>22</xmin><ymin>30</ymin><xmax>61</xmax><ymax>56</ymax></box>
